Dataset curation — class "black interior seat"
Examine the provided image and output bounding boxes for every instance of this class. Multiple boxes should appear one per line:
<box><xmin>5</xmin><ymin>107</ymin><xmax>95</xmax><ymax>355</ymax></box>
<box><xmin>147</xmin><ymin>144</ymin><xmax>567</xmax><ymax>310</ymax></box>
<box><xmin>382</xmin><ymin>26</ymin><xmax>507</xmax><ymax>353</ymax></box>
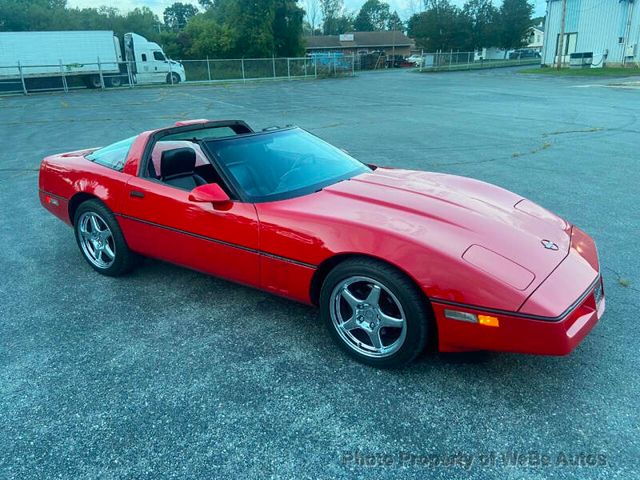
<box><xmin>160</xmin><ymin>148</ymin><xmax>207</xmax><ymax>190</ymax></box>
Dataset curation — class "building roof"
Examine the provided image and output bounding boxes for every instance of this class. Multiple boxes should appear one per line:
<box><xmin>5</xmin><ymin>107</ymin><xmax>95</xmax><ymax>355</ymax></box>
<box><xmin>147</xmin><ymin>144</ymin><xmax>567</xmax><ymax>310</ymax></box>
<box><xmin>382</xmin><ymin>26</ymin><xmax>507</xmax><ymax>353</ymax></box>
<box><xmin>305</xmin><ymin>31</ymin><xmax>413</xmax><ymax>50</ymax></box>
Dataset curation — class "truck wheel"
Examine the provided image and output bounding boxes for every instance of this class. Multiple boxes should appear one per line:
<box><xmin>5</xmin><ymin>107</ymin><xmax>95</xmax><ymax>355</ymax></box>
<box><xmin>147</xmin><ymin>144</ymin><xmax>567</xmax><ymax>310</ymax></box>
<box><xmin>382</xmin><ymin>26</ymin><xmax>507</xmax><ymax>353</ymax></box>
<box><xmin>85</xmin><ymin>75</ymin><xmax>102</xmax><ymax>89</ymax></box>
<box><xmin>167</xmin><ymin>72</ymin><xmax>180</xmax><ymax>84</ymax></box>
<box><xmin>108</xmin><ymin>76</ymin><xmax>122</xmax><ymax>88</ymax></box>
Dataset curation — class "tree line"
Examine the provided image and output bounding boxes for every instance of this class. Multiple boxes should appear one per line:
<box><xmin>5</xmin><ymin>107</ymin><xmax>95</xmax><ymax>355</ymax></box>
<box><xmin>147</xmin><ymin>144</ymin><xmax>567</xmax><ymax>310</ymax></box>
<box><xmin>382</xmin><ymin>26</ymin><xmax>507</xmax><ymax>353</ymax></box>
<box><xmin>0</xmin><ymin>0</ymin><xmax>536</xmax><ymax>59</ymax></box>
<box><xmin>0</xmin><ymin>0</ymin><xmax>305</xmax><ymax>59</ymax></box>
<box><xmin>408</xmin><ymin>0</ymin><xmax>536</xmax><ymax>52</ymax></box>
<box><xmin>314</xmin><ymin>0</ymin><xmax>536</xmax><ymax>52</ymax></box>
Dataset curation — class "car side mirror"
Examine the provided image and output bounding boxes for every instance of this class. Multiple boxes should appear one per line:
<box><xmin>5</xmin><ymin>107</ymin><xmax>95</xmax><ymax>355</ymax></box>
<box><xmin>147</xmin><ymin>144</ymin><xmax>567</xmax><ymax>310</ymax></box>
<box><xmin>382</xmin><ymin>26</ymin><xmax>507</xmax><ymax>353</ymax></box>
<box><xmin>189</xmin><ymin>183</ymin><xmax>231</xmax><ymax>207</ymax></box>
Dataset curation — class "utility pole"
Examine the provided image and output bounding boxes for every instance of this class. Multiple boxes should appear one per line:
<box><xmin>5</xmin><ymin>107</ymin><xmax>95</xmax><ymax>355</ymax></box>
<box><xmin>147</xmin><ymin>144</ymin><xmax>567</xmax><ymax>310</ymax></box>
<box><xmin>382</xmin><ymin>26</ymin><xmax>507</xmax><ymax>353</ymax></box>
<box><xmin>556</xmin><ymin>0</ymin><xmax>567</xmax><ymax>69</ymax></box>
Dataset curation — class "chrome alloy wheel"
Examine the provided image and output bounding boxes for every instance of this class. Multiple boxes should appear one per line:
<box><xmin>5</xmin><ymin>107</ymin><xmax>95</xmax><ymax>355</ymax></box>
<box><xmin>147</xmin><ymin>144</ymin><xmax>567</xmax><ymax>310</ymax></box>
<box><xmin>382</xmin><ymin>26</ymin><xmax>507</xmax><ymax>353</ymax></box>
<box><xmin>329</xmin><ymin>276</ymin><xmax>407</xmax><ymax>358</ymax></box>
<box><xmin>77</xmin><ymin>212</ymin><xmax>116</xmax><ymax>269</ymax></box>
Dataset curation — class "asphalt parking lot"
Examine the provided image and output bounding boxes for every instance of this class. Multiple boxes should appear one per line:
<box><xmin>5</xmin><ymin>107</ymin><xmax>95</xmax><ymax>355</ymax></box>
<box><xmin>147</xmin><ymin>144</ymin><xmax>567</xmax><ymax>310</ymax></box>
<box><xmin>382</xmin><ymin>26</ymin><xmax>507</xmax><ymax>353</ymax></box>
<box><xmin>1</xmin><ymin>68</ymin><xmax>639</xmax><ymax>479</ymax></box>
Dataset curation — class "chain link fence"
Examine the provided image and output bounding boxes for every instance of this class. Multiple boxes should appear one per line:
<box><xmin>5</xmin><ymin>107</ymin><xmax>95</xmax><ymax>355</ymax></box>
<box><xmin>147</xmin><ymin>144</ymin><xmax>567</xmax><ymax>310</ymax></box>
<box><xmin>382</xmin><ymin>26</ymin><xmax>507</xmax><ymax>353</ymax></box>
<box><xmin>0</xmin><ymin>55</ymin><xmax>355</xmax><ymax>96</ymax></box>
<box><xmin>417</xmin><ymin>51</ymin><xmax>541</xmax><ymax>72</ymax></box>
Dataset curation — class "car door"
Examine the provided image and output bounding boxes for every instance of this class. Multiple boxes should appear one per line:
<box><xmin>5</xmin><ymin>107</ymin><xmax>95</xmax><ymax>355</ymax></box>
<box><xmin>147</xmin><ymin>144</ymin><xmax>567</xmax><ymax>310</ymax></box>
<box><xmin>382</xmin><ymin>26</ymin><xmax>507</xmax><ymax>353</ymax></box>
<box><xmin>135</xmin><ymin>51</ymin><xmax>167</xmax><ymax>84</ymax></box>
<box><xmin>119</xmin><ymin>175</ymin><xmax>260</xmax><ymax>288</ymax></box>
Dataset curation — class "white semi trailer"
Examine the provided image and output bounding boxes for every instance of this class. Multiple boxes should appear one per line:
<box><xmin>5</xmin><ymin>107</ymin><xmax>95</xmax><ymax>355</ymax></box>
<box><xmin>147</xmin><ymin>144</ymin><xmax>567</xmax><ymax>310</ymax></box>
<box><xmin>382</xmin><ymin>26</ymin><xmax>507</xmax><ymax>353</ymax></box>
<box><xmin>0</xmin><ymin>30</ymin><xmax>186</xmax><ymax>90</ymax></box>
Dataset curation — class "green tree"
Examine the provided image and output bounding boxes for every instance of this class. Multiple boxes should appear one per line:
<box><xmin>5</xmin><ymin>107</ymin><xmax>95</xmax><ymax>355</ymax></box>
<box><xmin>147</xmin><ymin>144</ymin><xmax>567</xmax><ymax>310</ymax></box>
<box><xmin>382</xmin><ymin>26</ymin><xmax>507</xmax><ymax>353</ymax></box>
<box><xmin>354</xmin><ymin>0</ymin><xmax>390</xmax><ymax>32</ymax></box>
<box><xmin>387</xmin><ymin>11</ymin><xmax>403</xmax><ymax>31</ymax></box>
<box><xmin>408</xmin><ymin>0</ymin><xmax>469</xmax><ymax>51</ymax></box>
<box><xmin>163</xmin><ymin>2</ymin><xmax>199</xmax><ymax>31</ymax></box>
<box><xmin>273</xmin><ymin>0</ymin><xmax>305</xmax><ymax>56</ymax></box>
<box><xmin>333</xmin><ymin>14</ymin><xmax>354</xmax><ymax>33</ymax></box>
<box><xmin>462</xmin><ymin>0</ymin><xmax>498</xmax><ymax>49</ymax></box>
<box><xmin>320</xmin><ymin>0</ymin><xmax>343</xmax><ymax>34</ymax></box>
<box><xmin>0</xmin><ymin>0</ymin><xmax>305</xmax><ymax>60</ymax></box>
<box><xmin>0</xmin><ymin>0</ymin><xmax>67</xmax><ymax>31</ymax></box>
<box><xmin>188</xmin><ymin>0</ymin><xmax>304</xmax><ymax>58</ymax></box>
<box><xmin>497</xmin><ymin>0</ymin><xmax>533</xmax><ymax>51</ymax></box>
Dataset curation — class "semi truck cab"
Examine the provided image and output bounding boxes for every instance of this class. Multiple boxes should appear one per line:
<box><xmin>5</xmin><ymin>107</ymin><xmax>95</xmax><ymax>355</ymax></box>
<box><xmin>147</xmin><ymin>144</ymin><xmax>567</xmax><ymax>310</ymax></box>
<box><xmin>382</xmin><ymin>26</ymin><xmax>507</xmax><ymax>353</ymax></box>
<box><xmin>124</xmin><ymin>33</ymin><xmax>186</xmax><ymax>84</ymax></box>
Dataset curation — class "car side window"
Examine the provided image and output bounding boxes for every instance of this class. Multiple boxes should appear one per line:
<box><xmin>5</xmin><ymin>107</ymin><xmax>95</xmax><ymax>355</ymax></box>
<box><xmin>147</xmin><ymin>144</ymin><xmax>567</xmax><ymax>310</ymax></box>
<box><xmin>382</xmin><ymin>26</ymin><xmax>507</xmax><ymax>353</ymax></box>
<box><xmin>145</xmin><ymin>140</ymin><xmax>230</xmax><ymax>194</ymax></box>
<box><xmin>86</xmin><ymin>136</ymin><xmax>136</xmax><ymax>172</ymax></box>
<box><xmin>153</xmin><ymin>51</ymin><xmax>165</xmax><ymax>61</ymax></box>
<box><xmin>141</xmin><ymin>53</ymin><xmax>147</xmax><ymax>62</ymax></box>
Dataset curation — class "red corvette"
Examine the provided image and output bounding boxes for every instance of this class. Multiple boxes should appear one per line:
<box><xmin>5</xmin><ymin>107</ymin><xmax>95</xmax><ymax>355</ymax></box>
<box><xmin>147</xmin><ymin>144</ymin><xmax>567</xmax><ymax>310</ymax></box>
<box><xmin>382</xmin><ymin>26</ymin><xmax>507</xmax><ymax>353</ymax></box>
<box><xmin>39</xmin><ymin>119</ymin><xmax>605</xmax><ymax>367</ymax></box>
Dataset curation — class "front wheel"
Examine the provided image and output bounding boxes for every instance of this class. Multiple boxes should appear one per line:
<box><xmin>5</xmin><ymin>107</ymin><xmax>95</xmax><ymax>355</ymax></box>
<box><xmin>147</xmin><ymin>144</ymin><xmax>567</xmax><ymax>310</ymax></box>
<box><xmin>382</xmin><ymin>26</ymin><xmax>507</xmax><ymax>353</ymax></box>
<box><xmin>167</xmin><ymin>72</ymin><xmax>180</xmax><ymax>84</ymax></box>
<box><xmin>73</xmin><ymin>200</ymin><xmax>138</xmax><ymax>276</ymax></box>
<box><xmin>320</xmin><ymin>258</ymin><xmax>432</xmax><ymax>368</ymax></box>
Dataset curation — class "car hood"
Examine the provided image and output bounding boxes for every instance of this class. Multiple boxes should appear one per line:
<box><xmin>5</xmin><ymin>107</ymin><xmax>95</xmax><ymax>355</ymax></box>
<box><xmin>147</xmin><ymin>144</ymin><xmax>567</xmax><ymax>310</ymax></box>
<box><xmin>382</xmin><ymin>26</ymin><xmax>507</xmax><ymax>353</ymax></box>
<box><xmin>321</xmin><ymin>168</ymin><xmax>571</xmax><ymax>291</ymax></box>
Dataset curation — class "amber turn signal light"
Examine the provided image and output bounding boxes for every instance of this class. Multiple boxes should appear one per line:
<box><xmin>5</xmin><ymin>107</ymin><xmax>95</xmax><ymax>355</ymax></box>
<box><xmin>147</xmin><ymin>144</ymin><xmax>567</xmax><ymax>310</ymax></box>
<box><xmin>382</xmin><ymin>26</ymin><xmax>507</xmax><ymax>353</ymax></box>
<box><xmin>478</xmin><ymin>315</ymin><xmax>500</xmax><ymax>327</ymax></box>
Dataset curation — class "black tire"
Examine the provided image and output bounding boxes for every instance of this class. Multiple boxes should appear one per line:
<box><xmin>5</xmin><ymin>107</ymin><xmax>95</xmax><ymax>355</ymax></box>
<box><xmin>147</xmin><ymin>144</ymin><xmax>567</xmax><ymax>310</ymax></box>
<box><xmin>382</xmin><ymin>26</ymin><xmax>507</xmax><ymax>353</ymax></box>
<box><xmin>107</xmin><ymin>76</ymin><xmax>122</xmax><ymax>88</ymax></box>
<box><xmin>85</xmin><ymin>75</ymin><xmax>102</xmax><ymax>89</ymax></box>
<box><xmin>73</xmin><ymin>199</ymin><xmax>138</xmax><ymax>276</ymax></box>
<box><xmin>320</xmin><ymin>257</ymin><xmax>432</xmax><ymax>368</ymax></box>
<box><xmin>167</xmin><ymin>72</ymin><xmax>180</xmax><ymax>84</ymax></box>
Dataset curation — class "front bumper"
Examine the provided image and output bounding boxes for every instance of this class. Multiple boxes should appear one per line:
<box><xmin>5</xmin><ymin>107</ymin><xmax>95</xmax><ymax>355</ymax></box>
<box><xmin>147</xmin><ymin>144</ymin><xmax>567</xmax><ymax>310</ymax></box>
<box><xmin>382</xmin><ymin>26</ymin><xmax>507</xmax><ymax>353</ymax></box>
<box><xmin>432</xmin><ymin>226</ymin><xmax>604</xmax><ymax>355</ymax></box>
<box><xmin>433</xmin><ymin>276</ymin><xmax>605</xmax><ymax>355</ymax></box>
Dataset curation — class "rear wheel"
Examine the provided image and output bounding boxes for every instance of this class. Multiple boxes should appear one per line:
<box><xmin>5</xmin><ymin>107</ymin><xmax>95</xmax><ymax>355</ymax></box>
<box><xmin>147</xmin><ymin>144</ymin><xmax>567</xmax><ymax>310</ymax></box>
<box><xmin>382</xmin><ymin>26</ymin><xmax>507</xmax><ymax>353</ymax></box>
<box><xmin>85</xmin><ymin>75</ymin><xmax>102</xmax><ymax>89</ymax></box>
<box><xmin>73</xmin><ymin>200</ymin><xmax>138</xmax><ymax>276</ymax></box>
<box><xmin>107</xmin><ymin>76</ymin><xmax>122</xmax><ymax>88</ymax></box>
<box><xmin>320</xmin><ymin>258</ymin><xmax>431</xmax><ymax>368</ymax></box>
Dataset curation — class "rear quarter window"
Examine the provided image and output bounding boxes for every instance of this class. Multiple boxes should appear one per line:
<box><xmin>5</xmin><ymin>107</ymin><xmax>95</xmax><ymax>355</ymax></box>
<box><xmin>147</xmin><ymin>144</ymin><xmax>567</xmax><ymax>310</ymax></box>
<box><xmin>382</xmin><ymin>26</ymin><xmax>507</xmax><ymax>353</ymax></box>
<box><xmin>86</xmin><ymin>136</ymin><xmax>136</xmax><ymax>172</ymax></box>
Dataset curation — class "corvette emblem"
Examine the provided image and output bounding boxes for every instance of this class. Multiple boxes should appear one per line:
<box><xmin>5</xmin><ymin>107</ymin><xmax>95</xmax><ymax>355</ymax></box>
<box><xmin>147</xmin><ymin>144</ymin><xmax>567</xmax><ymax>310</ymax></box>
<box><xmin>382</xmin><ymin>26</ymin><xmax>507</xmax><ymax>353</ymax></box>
<box><xmin>541</xmin><ymin>239</ymin><xmax>559</xmax><ymax>251</ymax></box>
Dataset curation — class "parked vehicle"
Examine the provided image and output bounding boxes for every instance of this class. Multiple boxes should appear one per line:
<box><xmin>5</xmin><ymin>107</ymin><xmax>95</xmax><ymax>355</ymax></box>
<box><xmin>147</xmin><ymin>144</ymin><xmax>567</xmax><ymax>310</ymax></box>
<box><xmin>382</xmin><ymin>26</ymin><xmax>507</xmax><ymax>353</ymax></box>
<box><xmin>39</xmin><ymin>119</ymin><xmax>605</xmax><ymax>368</ymax></box>
<box><xmin>0</xmin><ymin>30</ymin><xmax>186</xmax><ymax>89</ymax></box>
<box><xmin>406</xmin><ymin>54</ymin><xmax>424</xmax><ymax>67</ymax></box>
<box><xmin>509</xmin><ymin>49</ymin><xmax>542</xmax><ymax>60</ymax></box>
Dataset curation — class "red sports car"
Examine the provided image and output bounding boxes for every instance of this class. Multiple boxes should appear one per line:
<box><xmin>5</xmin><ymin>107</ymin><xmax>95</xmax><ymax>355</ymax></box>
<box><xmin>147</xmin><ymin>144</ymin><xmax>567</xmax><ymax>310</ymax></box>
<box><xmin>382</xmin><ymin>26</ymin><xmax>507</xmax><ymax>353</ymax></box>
<box><xmin>39</xmin><ymin>119</ymin><xmax>605</xmax><ymax>367</ymax></box>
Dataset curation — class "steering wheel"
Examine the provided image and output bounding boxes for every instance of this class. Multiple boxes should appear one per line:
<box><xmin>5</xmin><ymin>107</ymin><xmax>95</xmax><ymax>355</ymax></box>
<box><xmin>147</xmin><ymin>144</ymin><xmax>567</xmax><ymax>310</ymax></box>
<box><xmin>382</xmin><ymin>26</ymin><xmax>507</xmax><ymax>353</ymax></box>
<box><xmin>275</xmin><ymin>154</ymin><xmax>315</xmax><ymax>192</ymax></box>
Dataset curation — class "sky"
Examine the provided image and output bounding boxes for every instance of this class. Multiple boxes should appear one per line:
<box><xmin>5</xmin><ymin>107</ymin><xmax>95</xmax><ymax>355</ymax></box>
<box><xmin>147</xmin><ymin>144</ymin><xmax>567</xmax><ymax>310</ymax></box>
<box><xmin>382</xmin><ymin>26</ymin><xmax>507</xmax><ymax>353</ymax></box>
<box><xmin>66</xmin><ymin>0</ymin><xmax>547</xmax><ymax>22</ymax></box>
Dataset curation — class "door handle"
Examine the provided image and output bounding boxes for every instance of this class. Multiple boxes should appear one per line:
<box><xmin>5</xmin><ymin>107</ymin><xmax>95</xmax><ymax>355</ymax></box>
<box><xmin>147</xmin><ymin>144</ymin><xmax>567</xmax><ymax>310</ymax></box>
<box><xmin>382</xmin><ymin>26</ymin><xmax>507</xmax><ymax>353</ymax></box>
<box><xmin>130</xmin><ymin>190</ymin><xmax>144</xmax><ymax>198</ymax></box>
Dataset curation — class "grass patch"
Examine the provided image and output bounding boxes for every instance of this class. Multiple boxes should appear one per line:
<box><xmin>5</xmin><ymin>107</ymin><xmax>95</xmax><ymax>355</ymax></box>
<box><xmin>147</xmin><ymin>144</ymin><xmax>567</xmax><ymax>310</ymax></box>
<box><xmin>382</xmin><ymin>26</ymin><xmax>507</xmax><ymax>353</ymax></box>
<box><xmin>520</xmin><ymin>66</ymin><xmax>640</xmax><ymax>77</ymax></box>
<box><xmin>420</xmin><ymin>59</ymin><xmax>540</xmax><ymax>73</ymax></box>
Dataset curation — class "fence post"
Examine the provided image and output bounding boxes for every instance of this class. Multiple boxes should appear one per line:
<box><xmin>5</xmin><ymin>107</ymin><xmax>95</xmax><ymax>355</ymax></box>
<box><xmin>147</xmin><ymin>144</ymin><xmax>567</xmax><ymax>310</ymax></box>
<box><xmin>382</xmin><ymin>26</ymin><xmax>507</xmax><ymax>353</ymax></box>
<box><xmin>287</xmin><ymin>57</ymin><xmax>290</xmax><ymax>79</ymax></box>
<box><xmin>206</xmin><ymin>56</ymin><xmax>211</xmax><ymax>81</ymax></box>
<box><xmin>18</xmin><ymin>61</ymin><xmax>28</xmax><ymax>95</ymax></box>
<box><xmin>449</xmin><ymin>49</ymin><xmax>453</xmax><ymax>71</ymax></box>
<box><xmin>314</xmin><ymin>56</ymin><xmax>318</xmax><ymax>78</ymax></box>
<box><xmin>352</xmin><ymin>53</ymin><xmax>355</xmax><ymax>76</ymax></box>
<box><xmin>333</xmin><ymin>55</ymin><xmax>337</xmax><ymax>76</ymax></box>
<box><xmin>241</xmin><ymin>58</ymin><xmax>246</xmax><ymax>82</ymax></box>
<box><xmin>169</xmin><ymin>60</ymin><xmax>174</xmax><ymax>85</ymax></box>
<box><xmin>59</xmin><ymin>60</ymin><xmax>69</xmax><ymax>93</ymax></box>
<box><xmin>97</xmin><ymin>57</ymin><xmax>105</xmax><ymax>89</ymax></box>
<box><xmin>304</xmin><ymin>58</ymin><xmax>308</xmax><ymax>77</ymax></box>
<box><xmin>272</xmin><ymin>55</ymin><xmax>276</xmax><ymax>78</ymax></box>
<box><xmin>467</xmin><ymin>51</ymin><xmax>471</xmax><ymax>70</ymax></box>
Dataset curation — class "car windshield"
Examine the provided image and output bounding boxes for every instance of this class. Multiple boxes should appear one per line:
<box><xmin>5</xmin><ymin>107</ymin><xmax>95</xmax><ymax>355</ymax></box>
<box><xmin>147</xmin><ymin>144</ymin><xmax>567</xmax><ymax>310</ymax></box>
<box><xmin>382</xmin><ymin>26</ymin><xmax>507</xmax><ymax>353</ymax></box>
<box><xmin>204</xmin><ymin>128</ymin><xmax>370</xmax><ymax>202</ymax></box>
<box><xmin>86</xmin><ymin>136</ymin><xmax>136</xmax><ymax>171</ymax></box>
